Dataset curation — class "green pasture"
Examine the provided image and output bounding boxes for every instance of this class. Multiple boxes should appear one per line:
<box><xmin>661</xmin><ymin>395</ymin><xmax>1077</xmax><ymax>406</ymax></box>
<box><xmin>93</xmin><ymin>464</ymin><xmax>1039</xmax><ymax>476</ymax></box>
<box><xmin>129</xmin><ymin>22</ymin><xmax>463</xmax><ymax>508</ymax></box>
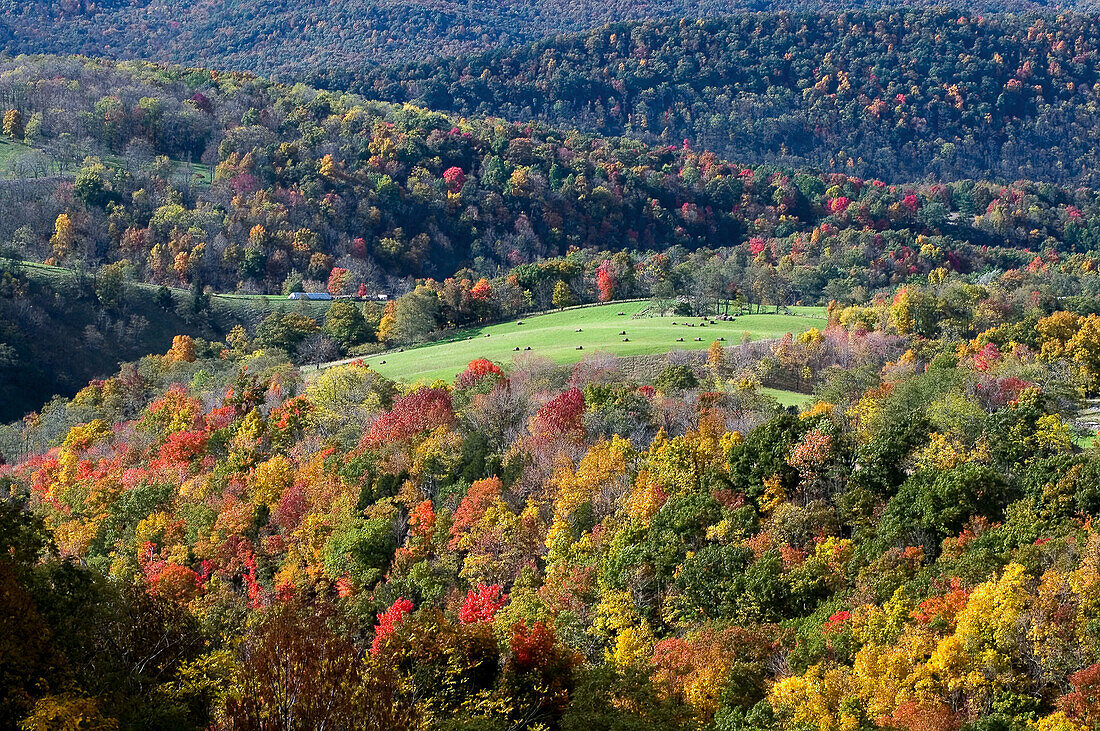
<box><xmin>316</xmin><ymin>301</ymin><xmax>826</xmax><ymax>383</ymax></box>
<box><xmin>760</xmin><ymin>387</ymin><xmax>816</xmax><ymax>408</ymax></box>
<box><xmin>0</xmin><ymin>138</ymin><xmax>35</xmax><ymax>169</ymax></box>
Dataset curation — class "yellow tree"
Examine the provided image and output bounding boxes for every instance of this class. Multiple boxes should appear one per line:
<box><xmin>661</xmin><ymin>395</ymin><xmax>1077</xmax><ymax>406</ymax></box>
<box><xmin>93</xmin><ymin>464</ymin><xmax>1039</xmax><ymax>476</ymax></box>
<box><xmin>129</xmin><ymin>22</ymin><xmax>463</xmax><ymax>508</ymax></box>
<box><xmin>165</xmin><ymin>335</ymin><xmax>197</xmax><ymax>363</ymax></box>
<box><xmin>706</xmin><ymin>340</ymin><xmax>724</xmax><ymax>378</ymax></box>
<box><xmin>250</xmin><ymin>454</ymin><xmax>295</xmax><ymax>508</ymax></box>
<box><xmin>545</xmin><ymin>436</ymin><xmax>633</xmax><ymax>560</ymax></box>
<box><xmin>1065</xmin><ymin>316</ymin><xmax>1100</xmax><ymax>393</ymax></box>
<box><xmin>3</xmin><ymin>108</ymin><xmax>22</xmax><ymax>139</ymax></box>
<box><xmin>49</xmin><ymin>213</ymin><xmax>75</xmax><ymax>263</ymax></box>
<box><xmin>769</xmin><ymin>663</ymin><xmax>865</xmax><ymax>731</ymax></box>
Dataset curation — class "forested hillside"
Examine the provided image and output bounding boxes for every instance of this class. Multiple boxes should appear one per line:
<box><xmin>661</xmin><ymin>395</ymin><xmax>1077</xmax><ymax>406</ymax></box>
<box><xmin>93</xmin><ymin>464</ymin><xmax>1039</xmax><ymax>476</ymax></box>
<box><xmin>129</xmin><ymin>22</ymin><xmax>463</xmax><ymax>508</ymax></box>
<box><xmin>12</xmin><ymin>54</ymin><xmax>1100</xmax><ymax>417</ymax></box>
<box><xmin>324</xmin><ymin>11</ymin><xmax>1100</xmax><ymax>185</ymax></box>
<box><xmin>0</xmin><ymin>257</ymin><xmax>341</xmax><ymax>422</ymax></box>
<box><xmin>0</xmin><ymin>0</ymin><xmax>1071</xmax><ymax>74</ymax></box>
<box><xmin>13</xmin><ymin>5</ymin><xmax>1100</xmax><ymax>730</ymax></box>
<box><xmin>7</xmin><ymin>263</ymin><xmax>1100</xmax><ymax>728</ymax></box>
<box><xmin>10</xmin><ymin>7</ymin><xmax>1100</xmax><ymax>185</ymax></box>
<box><xmin>9</xmin><ymin>54</ymin><xmax>1100</xmax><ymax>301</ymax></box>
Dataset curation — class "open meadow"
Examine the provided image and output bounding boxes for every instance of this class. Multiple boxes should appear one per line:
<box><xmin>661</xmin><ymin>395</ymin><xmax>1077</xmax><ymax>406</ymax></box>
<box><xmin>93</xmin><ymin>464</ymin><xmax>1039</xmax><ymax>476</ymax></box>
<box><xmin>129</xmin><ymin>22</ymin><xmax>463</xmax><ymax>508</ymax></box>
<box><xmin>315</xmin><ymin>301</ymin><xmax>826</xmax><ymax>384</ymax></box>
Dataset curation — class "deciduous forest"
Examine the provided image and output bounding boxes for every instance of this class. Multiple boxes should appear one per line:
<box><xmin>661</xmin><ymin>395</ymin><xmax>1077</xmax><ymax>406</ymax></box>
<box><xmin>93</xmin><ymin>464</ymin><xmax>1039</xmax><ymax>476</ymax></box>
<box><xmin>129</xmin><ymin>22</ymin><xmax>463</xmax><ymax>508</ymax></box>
<box><xmin>5</xmin><ymin>3</ymin><xmax>1100</xmax><ymax>731</ymax></box>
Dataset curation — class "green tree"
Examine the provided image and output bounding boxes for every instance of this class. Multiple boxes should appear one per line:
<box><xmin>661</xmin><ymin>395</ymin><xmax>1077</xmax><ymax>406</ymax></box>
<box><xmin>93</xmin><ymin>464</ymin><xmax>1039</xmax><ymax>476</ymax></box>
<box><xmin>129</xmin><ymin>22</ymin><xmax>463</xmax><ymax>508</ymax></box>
<box><xmin>879</xmin><ymin>463</ymin><xmax>1013</xmax><ymax>551</ymax></box>
<box><xmin>323</xmin><ymin>301</ymin><xmax>372</xmax><ymax>349</ymax></box>
<box><xmin>256</xmin><ymin>312</ymin><xmax>321</xmax><ymax>354</ymax></box>
<box><xmin>74</xmin><ymin>158</ymin><xmax>118</xmax><ymax>209</ymax></box>
<box><xmin>281</xmin><ymin>270</ymin><xmax>305</xmax><ymax>296</ymax></box>
<box><xmin>94</xmin><ymin>260</ymin><xmax>131</xmax><ymax>309</ymax></box>
<box><xmin>22</xmin><ymin>112</ymin><xmax>41</xmax><ymax>144</ymax></box>
<box><xmin>385</xmin><ymin>285</ymin><xmax>441</xmax><ymax>346</ymax></box>
<box><xmin>655</xmin><ymin>364</ymin><xmax>699</xmax><ymax>393</ymax></box>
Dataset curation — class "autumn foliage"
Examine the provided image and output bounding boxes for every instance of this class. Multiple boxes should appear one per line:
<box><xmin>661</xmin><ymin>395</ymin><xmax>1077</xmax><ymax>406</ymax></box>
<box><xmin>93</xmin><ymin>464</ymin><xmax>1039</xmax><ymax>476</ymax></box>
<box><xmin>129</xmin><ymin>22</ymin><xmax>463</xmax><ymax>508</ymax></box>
<box><xmin>9</xmin><ymin>282</ymin><xmax>1100</xmax><ymax>730</ymax></box>
<box><xmin>361</xmin><ymin>387</ymin><xmax>454</xmax><ymax>449</ymax></box>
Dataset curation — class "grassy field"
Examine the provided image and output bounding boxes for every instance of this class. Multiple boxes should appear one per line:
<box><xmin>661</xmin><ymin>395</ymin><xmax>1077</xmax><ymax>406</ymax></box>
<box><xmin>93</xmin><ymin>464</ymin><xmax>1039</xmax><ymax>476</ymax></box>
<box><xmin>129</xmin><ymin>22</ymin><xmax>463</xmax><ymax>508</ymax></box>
<box><xmin>8</xmin><ymin>259</ymin><xmax>333</xmax><ymax>321</ymax></box>
<box><xmin>0</xmin><ymin>138</ymin><xmax>37</xmax><ymax>170</ymax></box>
<box><xmin>102</xmin><ymin>154</ymin><xmax>212</xmax><ymax>186</ymax></box>
<box><xmin>315</xmin><ymin>301</ymin><xmax>826</xmax><ymax>383</ymax></box>
<box><xmin>0</xmin><ymin>138</ymin><xmax>211</xmax><ymax>183</ymax></box>
<box><xmin>761</xmin><ymin>387</ymin><xmax>816</xmax><ymax>408</ymax></box>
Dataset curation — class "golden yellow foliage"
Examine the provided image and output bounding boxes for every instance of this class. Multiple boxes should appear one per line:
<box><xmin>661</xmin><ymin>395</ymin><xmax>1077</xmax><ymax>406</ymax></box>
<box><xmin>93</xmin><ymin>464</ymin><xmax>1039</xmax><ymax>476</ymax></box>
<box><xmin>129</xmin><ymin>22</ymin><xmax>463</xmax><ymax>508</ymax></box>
<box><xmin>20</xmin><ymin>694</ymin><xmax>118</xmax><ymax>731</ymax></box>
<box><xmin>251</xmin><ymin>454</ymin><xmax>294</xmax><ymax>507</ymax></box>
<box><xmin>166</xmin><ymin>334</ymin><xmax>197</xmax><ymax>363</ymax></box>
<box><xmin>770</xmin><ymin>664</ymin><xmax>863</xmax><ymax>731</ymax></box>
<box><xmin>1032</xmin><ymin>712</ymin><xmax>1087</xmax><ymax>731</ymax></box>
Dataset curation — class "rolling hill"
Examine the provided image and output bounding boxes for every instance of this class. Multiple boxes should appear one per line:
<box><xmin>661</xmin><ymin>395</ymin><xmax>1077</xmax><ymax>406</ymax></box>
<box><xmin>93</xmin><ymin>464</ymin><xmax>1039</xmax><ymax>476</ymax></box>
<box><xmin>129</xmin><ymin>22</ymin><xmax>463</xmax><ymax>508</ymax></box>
<box><xmin>326</xmin><ymin>11</ymin><xmax>1100</xmax><ymax>185</ymax></box>
<box><xmin>0</xmin><ymin>0</ymin><xmax>1072</xmax><ymax>74</ymax></box>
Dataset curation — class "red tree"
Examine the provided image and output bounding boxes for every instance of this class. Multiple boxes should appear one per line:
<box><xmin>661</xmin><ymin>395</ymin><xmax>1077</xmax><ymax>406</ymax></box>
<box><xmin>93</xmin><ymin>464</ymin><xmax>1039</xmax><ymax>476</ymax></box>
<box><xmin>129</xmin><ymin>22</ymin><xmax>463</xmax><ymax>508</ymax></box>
<box><xmin>443</xmin><ymin>166</ymin><xmax>466</xmax><ymax>193</ymax></box>
<box><xmin>372</xmin><ymin>597</ymin><xmax>414</xmax><ymax>654</ymax></box>
<box><xmin>456</xmin><ymin>358</ymin><xmax>503</xmax><ymax>389</ymax></box>
<box><xmin>529</xmin><ymin>388</ymin><xmax>585</xmax><ymax>443</ymax></box>
<box><xmin>150</xmin><ymin>563</ymin><xmax>202</xmax><ymax>604</ymax></box>
<box><xmin>1059</xmin><ymin>663</ymin><xmax>1100</xmax><ymax>725</ymax></box>
<box><xmin>361</xmin><ymin>388</ymin><xmax>455</xmax><ymax>449</ymax></box>
<box><xmin>459</xmin><ymin>584</ymin><xmax>507</xmax><ymax>624</ymax></box>
<box><xmin>596</xmin><ymin>260</ymin><xmax>615</xmax><ymax>302</ymax></box>
<box><xmin>470</xmin><ymin>278</ymin><xmax>492</xmax><ymax>301</ymax></box>
<box><xmin>449</xmin><ymin>476</ymin><xmax>502</xmax><ymax>549</ymax></box>
<box><xmin>509</xmin><ymin>621</ymin><xmax>557</xmax><ymax>672</ymax></box>
<box><xmin>153</xmin><ymin>430</ymin><xmax>207</xmax><ymax>469</ymax></box>
<box><xmin>327</xmin><ymin>267</ymin><xmax>350</xmax><ymax>296</ymax></box>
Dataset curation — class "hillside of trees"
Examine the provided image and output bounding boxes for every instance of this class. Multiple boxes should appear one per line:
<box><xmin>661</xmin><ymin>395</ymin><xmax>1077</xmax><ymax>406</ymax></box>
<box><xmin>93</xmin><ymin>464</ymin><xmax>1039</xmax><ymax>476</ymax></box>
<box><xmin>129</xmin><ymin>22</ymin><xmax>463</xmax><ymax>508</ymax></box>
<box><xmin>7</xmin><ymin>261</ymin><xmax>1100</xmax><ymax>728</ymax></box>
<box><xmin>319</xmin><ymin>10</ymin><xmax>1100</xmax><ymax>186</ymax></box>
<box><xmin>0</xmin><ymin>256</ymin><xmax>347</xmax><ymax>423</ymax></box>
<box><xmin>12</xmin><ymin>10</ymin><xmax>1100</xmax><ymax>730</ymax></box>
<box><xmin>7</xmin><ymin>54</ymin><xmax>1100</xmax><ymax>300</ymax></box>
<box><xmin>0</xmin><ymin>1</ymin><xmax>1077</xmax><ymax>75</ymax></box>
<box><xmin>10</xmin><ymin>8</ymin><xmax>1100</xmax><ymax>185</ymax></box>
<box><xmin>11</xmin><ymin>54</ymin><xmax>1100</xmax><ymax>418</ymax></box>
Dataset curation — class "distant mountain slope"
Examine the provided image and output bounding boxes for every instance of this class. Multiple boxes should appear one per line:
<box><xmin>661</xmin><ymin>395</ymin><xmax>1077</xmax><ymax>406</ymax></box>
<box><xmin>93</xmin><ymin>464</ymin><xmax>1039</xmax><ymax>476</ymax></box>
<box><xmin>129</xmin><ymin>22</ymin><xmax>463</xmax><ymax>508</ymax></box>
<box><xmin>0</xmin><ymin>0</ymin><xmax>1081</xmax><ymax>74</ymax></box>
<box><xmin>319</xmin><ymin>11</ymin><xmax>1100</xmax><ymax>185</ymax></box>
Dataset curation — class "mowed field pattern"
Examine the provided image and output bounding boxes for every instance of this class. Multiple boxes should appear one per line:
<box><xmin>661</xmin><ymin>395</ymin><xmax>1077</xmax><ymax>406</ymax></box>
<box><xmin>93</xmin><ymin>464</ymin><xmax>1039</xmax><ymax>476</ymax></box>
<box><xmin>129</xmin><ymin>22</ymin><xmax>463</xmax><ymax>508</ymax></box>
<box><xmin>319</xmin><ymin>301</ymin><xmax>826</xmax><ymax>383</ymax></box>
